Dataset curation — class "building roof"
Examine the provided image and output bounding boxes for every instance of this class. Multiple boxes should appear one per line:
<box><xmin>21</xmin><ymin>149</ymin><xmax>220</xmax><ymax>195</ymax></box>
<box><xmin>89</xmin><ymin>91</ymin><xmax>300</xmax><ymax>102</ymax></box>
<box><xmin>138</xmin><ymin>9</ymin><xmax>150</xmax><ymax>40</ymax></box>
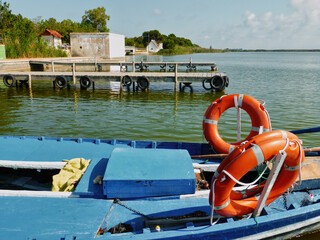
<box><xmin>148</xmin><ymin>40</ymin><xmax>160</xmax><ymax>49</ymax></box>
<box><xmin>39</xmin><ymin>29</ymin><xmax>63</xmax><ymax>38</ymax></box>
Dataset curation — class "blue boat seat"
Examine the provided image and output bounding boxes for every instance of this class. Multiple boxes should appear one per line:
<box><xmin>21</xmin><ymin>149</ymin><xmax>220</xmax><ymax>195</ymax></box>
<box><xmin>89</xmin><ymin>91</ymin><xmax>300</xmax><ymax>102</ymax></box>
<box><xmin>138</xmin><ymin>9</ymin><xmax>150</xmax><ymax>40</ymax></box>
<box><xmin>103</xmin><ymin>148</ymin><xmax>196</xmax><ymax>198</ymax></box>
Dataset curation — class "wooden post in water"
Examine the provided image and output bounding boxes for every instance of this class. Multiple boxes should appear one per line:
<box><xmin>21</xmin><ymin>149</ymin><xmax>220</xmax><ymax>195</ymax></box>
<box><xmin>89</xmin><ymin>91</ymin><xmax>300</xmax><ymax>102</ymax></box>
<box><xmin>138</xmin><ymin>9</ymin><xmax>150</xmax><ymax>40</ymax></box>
<box><xmin>28</xmin><ymin>73</ymin><xmax>32</xmax><ymax>89</ymax></box>
<box><xmin>174</xmin><ymin>63</ymin><xmax>178</xmax><ymax>92</ymax></box>
<box><xmin>132</xmin><ymin>61</ymin><xmax>135</xmax><ymax>73</ymax></box>
<box><xmin>120</xmin><ymin>76</ymin><xmax>123</xmax><ymax>92</ymax></box>
<box><xmin>72</xmin><ymin>63</ymin><xmax>76</xmax><ymax>85</ymax></box>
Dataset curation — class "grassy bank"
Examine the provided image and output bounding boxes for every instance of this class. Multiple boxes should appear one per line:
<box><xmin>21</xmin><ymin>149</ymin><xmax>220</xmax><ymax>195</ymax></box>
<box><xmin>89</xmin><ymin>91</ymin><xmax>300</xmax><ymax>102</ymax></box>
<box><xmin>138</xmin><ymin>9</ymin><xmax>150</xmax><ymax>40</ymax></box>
<box><xmin>157</xmin><ymin>46</ymin><xmax>229</xmax><ymax>55</ymax></box>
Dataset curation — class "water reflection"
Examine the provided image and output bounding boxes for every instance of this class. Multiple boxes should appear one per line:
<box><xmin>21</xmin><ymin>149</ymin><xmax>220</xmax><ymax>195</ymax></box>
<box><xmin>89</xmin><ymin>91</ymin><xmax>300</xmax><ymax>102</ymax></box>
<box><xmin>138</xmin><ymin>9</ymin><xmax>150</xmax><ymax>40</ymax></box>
<box><xmin>1</xmin><ymin>52</ymin><xmax>320</xmax><ymax>147</ymax></box>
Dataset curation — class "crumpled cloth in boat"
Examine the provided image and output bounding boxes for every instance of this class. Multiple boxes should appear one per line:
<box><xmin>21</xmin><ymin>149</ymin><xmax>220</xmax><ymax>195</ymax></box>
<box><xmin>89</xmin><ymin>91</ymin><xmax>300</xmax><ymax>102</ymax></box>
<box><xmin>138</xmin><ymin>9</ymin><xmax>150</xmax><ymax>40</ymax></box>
<box><xmin>52</xmin><ymin>158</ymin><xmax>90</xmax><ymax>192</ymax></box>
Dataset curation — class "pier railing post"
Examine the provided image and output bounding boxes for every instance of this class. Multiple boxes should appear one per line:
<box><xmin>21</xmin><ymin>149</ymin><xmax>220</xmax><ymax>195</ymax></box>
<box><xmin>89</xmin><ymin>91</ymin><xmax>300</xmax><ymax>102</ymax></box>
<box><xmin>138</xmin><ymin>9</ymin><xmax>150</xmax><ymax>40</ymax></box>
<box><xmin>51</xmin><ymin>61</ymin><xmax>55</xmax><ymax>72</ymax></box>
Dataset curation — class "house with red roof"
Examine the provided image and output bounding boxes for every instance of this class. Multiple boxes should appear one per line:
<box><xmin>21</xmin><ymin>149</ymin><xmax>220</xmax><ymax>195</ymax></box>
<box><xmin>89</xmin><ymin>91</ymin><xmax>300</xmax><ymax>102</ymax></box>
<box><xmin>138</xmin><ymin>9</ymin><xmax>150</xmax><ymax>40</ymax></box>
<box><xmin>39</xmin><ymin>29</ymin><xmax>63</xmax><ymax>49</ymax></box>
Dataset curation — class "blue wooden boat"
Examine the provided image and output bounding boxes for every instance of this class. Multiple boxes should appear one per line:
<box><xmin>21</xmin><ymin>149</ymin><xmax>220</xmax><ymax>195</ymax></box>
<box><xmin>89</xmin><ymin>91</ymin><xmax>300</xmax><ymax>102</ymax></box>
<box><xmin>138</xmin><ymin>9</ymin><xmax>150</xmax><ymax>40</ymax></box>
<box><xmin>0</xmin><ymin>132</ymin><xmax>320</xmax><ymax>240</ymax></box>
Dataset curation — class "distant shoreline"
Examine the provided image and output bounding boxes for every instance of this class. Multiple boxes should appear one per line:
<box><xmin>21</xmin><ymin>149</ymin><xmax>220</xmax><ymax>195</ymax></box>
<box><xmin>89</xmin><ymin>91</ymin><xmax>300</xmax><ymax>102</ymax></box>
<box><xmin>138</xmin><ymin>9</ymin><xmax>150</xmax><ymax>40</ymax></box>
<box><xmin>227</xmin><ymin>49</ymin><xmax>320</xmax><ymax>52</ymax></box>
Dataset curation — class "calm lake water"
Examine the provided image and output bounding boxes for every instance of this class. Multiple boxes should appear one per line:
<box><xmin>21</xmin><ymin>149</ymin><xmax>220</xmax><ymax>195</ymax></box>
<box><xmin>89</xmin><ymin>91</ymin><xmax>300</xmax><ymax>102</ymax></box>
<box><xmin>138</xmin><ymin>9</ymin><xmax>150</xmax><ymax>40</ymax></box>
<box><xmin>0</xmin><ymin>52</ymin><xmax>320</xmax><ymax>147</ymax></box>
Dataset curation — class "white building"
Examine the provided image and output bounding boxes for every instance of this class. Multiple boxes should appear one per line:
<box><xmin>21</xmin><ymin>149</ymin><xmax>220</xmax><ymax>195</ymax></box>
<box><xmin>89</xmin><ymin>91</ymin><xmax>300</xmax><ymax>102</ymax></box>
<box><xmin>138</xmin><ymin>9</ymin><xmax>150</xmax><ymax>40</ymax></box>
<box><xmin>70</xmin><ymin>32</ymin><xmax>125</xmax><ymax>59</ymax></box>
<box><xmin>146</xmin><ymin>40</ymin><xmax>163</xmax><ymax>53</ymax></box>
<box><xmin>39</xmin><ymin>29</ymin><xmax>63</xmax><ymax>49</ymax></box>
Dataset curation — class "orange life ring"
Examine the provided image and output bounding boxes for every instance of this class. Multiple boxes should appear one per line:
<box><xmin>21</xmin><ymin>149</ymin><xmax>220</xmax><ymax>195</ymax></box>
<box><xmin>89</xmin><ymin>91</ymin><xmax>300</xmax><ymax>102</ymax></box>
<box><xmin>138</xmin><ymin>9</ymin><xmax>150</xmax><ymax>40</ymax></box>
<box><xmin>210</xmin><ymin>130</ymin><xmax>301</xmax><ymax>200</ymax></box>
<box><xmin>203</xmin><ymin>94</ymin><xmax>271</xmax><ymax>154</ymax></box>
<box><xmin>209</xmin><ymin>132</ymin><xmax>304</xmax><ymax>217</ymax></box>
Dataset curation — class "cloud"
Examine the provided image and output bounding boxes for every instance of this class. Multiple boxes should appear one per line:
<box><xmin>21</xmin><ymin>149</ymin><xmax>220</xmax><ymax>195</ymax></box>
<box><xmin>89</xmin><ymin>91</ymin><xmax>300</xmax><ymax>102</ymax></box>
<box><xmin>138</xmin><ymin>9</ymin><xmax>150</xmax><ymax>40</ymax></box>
<box><xmin>218</xmin><ymin>0</ymin><xmax>320</xmax><ymax>49</ymax></box>
<box><xmin>291</xmin><ymin>0</ymin><xmax>320</xmax><ymax>24</ymax></box>
<box><xmin>153</xmin><ymin>8</ymin><xmax>162</xmax><ymax>15</ymax></box>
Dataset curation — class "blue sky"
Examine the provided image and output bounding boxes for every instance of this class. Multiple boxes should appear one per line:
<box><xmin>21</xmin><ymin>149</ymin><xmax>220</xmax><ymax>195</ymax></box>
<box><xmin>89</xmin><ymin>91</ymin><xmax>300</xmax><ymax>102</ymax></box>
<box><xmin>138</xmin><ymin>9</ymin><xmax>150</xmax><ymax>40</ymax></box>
<box><xmin>5</xmin><ymin>0</ymin><xmax>320</xmax><ymax>49</ymax></box>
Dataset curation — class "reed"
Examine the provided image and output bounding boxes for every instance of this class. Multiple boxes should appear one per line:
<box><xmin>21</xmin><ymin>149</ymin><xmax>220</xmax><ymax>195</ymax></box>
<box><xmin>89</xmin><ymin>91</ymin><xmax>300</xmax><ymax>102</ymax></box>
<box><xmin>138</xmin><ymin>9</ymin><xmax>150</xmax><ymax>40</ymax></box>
<box><xmin>5</xmin><ymin>36</ymin><xmax>67</xmax><ymax>59</ymax></box>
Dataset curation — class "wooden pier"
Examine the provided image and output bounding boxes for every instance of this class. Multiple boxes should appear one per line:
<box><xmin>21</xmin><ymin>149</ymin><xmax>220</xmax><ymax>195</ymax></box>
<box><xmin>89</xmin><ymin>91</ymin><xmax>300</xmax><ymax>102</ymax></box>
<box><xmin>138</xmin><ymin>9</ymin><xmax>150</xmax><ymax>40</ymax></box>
<box><xmin>0</xmin><ymin>60</ymin><xmax>229</xmax><ymax>92</ymax></box>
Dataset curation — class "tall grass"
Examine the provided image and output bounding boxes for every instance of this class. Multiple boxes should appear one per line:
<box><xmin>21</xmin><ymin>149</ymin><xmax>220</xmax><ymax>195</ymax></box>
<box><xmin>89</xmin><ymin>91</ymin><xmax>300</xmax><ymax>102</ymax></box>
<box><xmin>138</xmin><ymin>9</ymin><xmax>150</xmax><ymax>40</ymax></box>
<box><xmin>5</xmin><ymin>37</ymin><xmax>67</xmax><ymax>59</ymax></box>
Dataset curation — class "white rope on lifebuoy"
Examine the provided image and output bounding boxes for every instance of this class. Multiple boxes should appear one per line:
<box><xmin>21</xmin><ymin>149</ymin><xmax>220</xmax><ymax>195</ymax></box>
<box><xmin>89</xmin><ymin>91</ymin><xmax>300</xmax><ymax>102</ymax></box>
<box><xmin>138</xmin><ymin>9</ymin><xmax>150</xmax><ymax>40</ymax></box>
<box><xmin>210</xmin><ymin>179</ymin><xmax>220</xmax><ymax>225</ymax></box>
<box><xmin>221</xmin><ymin>138</ymin><xmax>289</xmax><ymax>188</ymax></box>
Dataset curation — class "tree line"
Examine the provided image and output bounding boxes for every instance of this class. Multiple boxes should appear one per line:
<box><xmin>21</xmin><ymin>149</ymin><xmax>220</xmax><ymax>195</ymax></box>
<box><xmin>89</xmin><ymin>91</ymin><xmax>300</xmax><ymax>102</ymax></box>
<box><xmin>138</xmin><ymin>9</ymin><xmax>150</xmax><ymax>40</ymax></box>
<box><xmin>0</xmin><ymin>1</ymin><xmax>224</xmax><ymax>58</ymax></box>
<box><xmin>125</xmin><ymin>30</ymin><xmax>228</xmax><ymax>55</ymax></box>
<box><xmin>0</xmin><ymin>1</ymin><xmax>109</xmax><ymax>58</ymax></box>
<box><xmin>125</xmin><ymin>30</ymin><xmax>197</xmax><ymax>49</ymax></box>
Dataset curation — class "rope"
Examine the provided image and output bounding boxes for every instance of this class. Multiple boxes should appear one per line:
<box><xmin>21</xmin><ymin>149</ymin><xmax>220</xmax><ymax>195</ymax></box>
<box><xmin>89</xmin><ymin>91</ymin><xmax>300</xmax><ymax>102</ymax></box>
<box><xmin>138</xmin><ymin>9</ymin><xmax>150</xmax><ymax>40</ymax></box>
<box><xmin>237</xmin><ymin>105</ymin><xmax>241</xmax><ymax>143</ymax></box>
<box><xmin>234</xmin><ymin>95</ymin><xmax>242</xmax><ymax>142</ymax></box>
<box><xmin>95</xmin><ymin>200</ymin><xmax>115</xmax><ymax>237</ymax></box>
<box><xmin>222</xmin><ymin>138</ymin><xmax>290</xmax><ymax>188</ymax></box>
<box><xmin>265</xmin><ymin>109</ymin><xmax>272</xmax><ymax>131</ymax></box>
<box><xmin>210</xmin><ymin>179</ymin><xmax>220</xmax><ymax>225</ymax></box>
<box><xmin>114</xmin><ymin>198</ymin><xmax>152</xmax><ymax>220</ymax></box>
<box><xmin>292</xmin><ymin>139</ymin><xmax>303</xmax><ymax>186</ymax></box>
<box><xmin>253</xmin><ymin>217</ymin><xmax>259</xmax><ymax>228</ymax></box>
<box><xmin>257</xmin><ymin>99</ymin><xmax>272</xmax><ymax>131</ymax></box>
<box><xmin>222</xmin><ymin>160</ymin><xmax>273</xmax><ymax>187</ymax></box>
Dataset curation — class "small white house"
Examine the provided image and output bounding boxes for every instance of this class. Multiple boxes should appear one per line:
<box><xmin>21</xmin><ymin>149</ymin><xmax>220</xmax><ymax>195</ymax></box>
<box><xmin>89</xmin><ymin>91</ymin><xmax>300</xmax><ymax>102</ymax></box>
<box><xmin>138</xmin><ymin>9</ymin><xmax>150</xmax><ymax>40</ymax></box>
<box><xmin>39</xmin><ymin>29</ymin><xmax>63</xmax><ymax>49</ymax></box>
<box><xmin>146</xmin><ymin>40</ymin><xmax>163</xmax><ymax>53</ymax></box>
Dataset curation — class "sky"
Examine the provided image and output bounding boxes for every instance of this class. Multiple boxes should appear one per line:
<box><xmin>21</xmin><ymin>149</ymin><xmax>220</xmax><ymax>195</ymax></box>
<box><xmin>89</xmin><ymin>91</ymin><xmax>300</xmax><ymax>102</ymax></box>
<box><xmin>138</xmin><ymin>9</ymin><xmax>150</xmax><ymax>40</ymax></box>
<box><xmin>4</xmin><ymin>0</ymin><xmax>320</xmax><ymax>49</ymax></box>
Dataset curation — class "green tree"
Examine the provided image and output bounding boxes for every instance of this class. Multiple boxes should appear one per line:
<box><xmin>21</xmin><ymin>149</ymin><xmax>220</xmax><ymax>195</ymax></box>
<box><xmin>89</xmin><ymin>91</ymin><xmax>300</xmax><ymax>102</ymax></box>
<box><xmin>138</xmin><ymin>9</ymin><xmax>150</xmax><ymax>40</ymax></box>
<box><xmin>0</xmin><ymin>1</ymin><xmax>16</xmax><ymax>34</ymax></box>
<box><xmin>142</xmin><ymin>30</ymin><xmax>163</xmax><ymax>46</ymax></box>
<box><xmin>0</xmin><ymin>1</ymin><xmax>66</xmax><ymax>58</ymax></box>
<box><xmin>81</xmin><ymin>7</ymin><xmax>110</xmax><ymax>32</ymax></box>
<box><xmin>125</xmin><ymin>38</ymin><xmax>135</xmax><ymax>46</ymax></box>
<box><xmin>163</xmin><ymin>39</ymin><xmax>175</xmax><ymax>49</ymax></box>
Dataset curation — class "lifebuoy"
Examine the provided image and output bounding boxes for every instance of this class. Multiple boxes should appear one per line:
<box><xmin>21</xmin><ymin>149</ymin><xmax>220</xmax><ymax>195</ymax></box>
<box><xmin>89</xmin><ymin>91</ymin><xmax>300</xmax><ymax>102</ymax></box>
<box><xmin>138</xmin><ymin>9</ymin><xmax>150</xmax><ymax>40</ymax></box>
<box><xmin>137</xmin><ymin>76</ymin><xmax>150</xmax><ymax>90</ymax></box>
<box><xmin>202</xmin><ymin>78</ymin><xmax>213</xmax><ymax>90</ymax></box>
<box><xmin>210</xmin><ymin>131</ymin><xmax>304</xmax><ymax>217</ymax></box>
<box><xmin>210</xmin><ymin>130</ymin><xmax>301</xmax><ymax>201</ymax></box>
<box><xmin>54</xmin><ymin>76</ymin><xmax>67</xmax><ymax>89</ymax></box>
<box><xmin>3</xmin><ymin>74</ymin><xmax>17</xmax><ymax>87</ymax></box>
<box><xmin>211</xmin><ymin>75</ymin><xmax>225</xmax><ymax>91</ymax></box>
<box><xmin>122</xmin><ymin>75</ymin><xmax>132</xmax><ymax>87</ymax></box>
<box><xmin>203</xmin><ymin>94</ymin><xmax>271</xmax><ymax>154</ymax></box>
<box><xmin>80</xmin><ymin>76</ymin><xmax>92</xmax><ymax>89</ymax></box>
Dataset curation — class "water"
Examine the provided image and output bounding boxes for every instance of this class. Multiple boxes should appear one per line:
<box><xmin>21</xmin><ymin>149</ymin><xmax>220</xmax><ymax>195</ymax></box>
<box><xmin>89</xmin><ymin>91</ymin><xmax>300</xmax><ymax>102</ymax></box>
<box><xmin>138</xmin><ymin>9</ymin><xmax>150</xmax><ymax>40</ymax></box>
<box><xmin>0</xmin><ymin>52</ymin><xmax>320</xmax><ymax>147</ymax></box>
